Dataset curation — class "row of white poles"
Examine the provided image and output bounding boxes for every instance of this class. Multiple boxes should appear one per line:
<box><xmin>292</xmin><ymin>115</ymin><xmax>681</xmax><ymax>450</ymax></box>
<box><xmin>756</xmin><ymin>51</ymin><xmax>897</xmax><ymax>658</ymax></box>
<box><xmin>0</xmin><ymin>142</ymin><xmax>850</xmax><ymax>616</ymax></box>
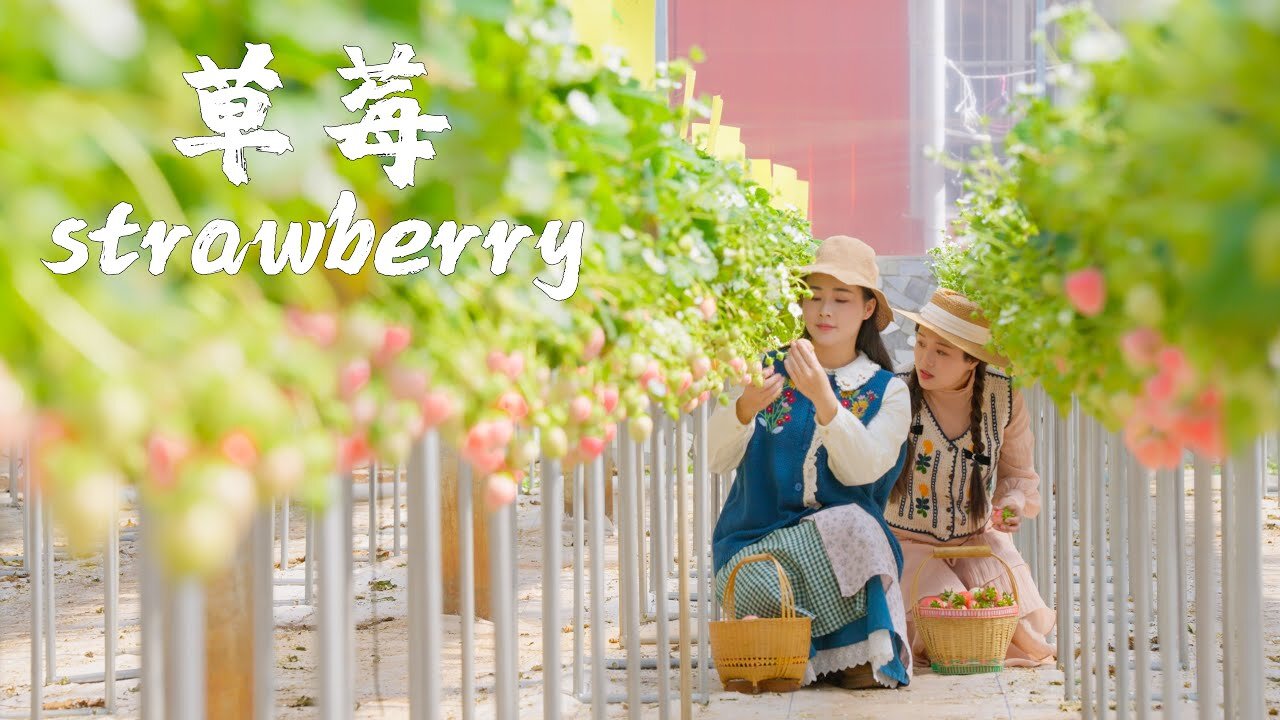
<box><xmin>7</xmin><ymin>401</ymin><xmax>1277</xmax><ymax>718</ymax></box>
<box><xmin>1026</xmin><ymin>386</ymin><xmax>1270</xmax><ymax>719</ymax></box>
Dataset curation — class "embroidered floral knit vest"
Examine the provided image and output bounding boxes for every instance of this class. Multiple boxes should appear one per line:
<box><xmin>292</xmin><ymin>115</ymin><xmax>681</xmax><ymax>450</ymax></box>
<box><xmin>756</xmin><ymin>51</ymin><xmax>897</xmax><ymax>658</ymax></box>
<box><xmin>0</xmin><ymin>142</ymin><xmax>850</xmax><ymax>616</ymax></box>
<box><xmin>887</xmin><ymin>369</ymin><xmax>1013</xmax><ymax>542</ymax></box>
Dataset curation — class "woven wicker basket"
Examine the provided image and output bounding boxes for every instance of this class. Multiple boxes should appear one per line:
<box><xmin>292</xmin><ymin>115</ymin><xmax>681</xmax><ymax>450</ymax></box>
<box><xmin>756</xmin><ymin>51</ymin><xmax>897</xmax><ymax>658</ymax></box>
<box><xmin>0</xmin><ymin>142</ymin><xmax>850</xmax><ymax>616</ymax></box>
<box><xmin>911</xmin><ymin>545</ymin><xmax>1020</xmax><ymax>675</ymax></box>
<box><xmin>709</xmin><ymin>553</ymin><xmax>812</xmax><ymax>691</ymax></box>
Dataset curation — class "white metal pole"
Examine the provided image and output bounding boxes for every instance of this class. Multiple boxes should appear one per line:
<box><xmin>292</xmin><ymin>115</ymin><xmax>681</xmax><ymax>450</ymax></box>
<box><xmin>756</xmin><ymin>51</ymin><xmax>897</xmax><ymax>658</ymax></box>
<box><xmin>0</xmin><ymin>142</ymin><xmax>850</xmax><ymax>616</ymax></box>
<box><xmin>1131</xmin><ymin>459</ymin><xmax>1153</xmax><ymax>718</ymax></box>
<box><xmin>1192</xmin><ymin>454</ymin><xmax>1216</xmax><ymax>720</ymax></box>
<box><xmin>590</xmin><ymin>456</ymin><xmax>608</xmax><ymax>719</ymax></box>
<box><xmin>1056</xmin><ymin>399</ymin><xmax>1074</xmax><ymax>697</ymax></box>
<box><xmin>573</xmin><ymin>462</ymin><xmax>585</xmax><ymax>701</ymax></box>
<box><xmin>252</xmin><ymin>505</ymin><xmax>275</xmax><ymax>720</ymax></box>
<box><xmin>1156</xmin><ymin>469</ymin><xmax>1180</xmax><ymax>719</ymax></box>
<box><xmin>541</xmin><ymin>455</ymin><xmax>564</xmax><ymax>720</ymax></box>
<box><xmin>1079</xmin><ymin>414</ymin><xmax>1094</xmax><ymax>719</ymax></box>
<box><xmin>676</xmin><ymin>415</ymin><xmax>692</xmax><ymax>720</ymax></box>
<box><xmin>621</xmin><ymin>439</ymin><xmax>642</xmax><ymax>719</ymax></box>
<box><xmin>460</xmin><ymin>459</ymin><xmax>476</xmax><ymax>720</ymax></box>
<box><xmin>317</xmin><ymin>473</ymin><xmax>354</xmax><ymax>720</ymax></box>
<box><xmin>1234</xmin><ymin>445</ymin><xmax>1264</xmax><ymax>719</ymax></box>
<box><xmin>1111</xmin><ymin>438</ymin><xmax>1130</xmax><ymax>720</ymax></box>
<box><xmin>1093</xmin><ymin>422</ymin><xmax>1108</xmax><ymax>717</ymax></box>
<box><xmin>29</xmin><ymin>478</ymin><xmax>44</xmax><ymax>720</ymax></box>
<box><xmin>105</xmin><ymin>494</ymin><xmax>120</xmax><ymax>715</ymax></box>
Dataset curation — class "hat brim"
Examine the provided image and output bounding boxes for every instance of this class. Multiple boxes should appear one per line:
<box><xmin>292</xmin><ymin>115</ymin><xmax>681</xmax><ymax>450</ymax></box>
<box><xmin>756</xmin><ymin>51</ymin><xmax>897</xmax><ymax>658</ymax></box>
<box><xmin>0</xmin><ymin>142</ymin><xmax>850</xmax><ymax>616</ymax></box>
<box><xmin>799</xmin><ymin>264</ymin><xmax>894</xmax><ymax>332</ymax></box>
<box><xmin>894</xmin><ymin>307</ymin><xmax>1010</xmax><ymax>367</ymax></box>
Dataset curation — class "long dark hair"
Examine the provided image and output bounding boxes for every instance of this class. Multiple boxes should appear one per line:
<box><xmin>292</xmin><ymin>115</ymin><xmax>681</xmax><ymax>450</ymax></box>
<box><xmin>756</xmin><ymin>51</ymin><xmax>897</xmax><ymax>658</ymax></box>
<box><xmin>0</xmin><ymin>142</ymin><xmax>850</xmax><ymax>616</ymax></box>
<box><xmin>893</xmin><ymin>360</ymin><xmax>990</xmax><ymax>521</ymax></box>
<box><xmin>799</xmin><ymin>287</ymin><xmax>894</xmax><ymax>371</ymax></box>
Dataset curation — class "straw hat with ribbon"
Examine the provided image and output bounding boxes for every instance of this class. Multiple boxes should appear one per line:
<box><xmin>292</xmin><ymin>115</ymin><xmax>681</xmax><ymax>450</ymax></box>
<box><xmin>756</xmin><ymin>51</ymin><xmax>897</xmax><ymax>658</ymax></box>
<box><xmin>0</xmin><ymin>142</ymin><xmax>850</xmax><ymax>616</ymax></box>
<box><xmin>894</xmin><ymin>288</ymin><xmax>1009</xmax><ymax>367</ymax></box>
<box><xmin>797</xmin><ymin>235</ymin><xmax>893</xmax><ymax>331</ymax></box>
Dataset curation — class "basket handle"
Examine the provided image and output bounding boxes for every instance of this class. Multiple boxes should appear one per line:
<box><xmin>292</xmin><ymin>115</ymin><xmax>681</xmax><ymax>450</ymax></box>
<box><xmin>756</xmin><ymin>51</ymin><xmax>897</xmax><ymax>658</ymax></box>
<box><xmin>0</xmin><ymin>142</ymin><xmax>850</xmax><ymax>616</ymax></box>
<box><xmin>909</xmin><ymin>544</ymin><xmax>1021</xmax><ymax>616</ymax></box>
<box><xmin>721</xmin><ymin>553</ymin><xmax>798</xmax><ymax>621</ymax></box>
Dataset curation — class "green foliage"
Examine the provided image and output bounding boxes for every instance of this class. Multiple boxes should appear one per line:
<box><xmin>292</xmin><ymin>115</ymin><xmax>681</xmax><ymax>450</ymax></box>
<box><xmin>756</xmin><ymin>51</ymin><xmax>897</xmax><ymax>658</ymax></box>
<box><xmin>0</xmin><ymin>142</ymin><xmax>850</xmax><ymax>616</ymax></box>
<box><xmin>940</xmin><ymin>1</ymin><xmax>1280</xmax><ymax>458</ymax></box>
<box><xmin>0</xmin><ymin>0</ymin><xmax>812</xmax><ymax>573</ymax></box>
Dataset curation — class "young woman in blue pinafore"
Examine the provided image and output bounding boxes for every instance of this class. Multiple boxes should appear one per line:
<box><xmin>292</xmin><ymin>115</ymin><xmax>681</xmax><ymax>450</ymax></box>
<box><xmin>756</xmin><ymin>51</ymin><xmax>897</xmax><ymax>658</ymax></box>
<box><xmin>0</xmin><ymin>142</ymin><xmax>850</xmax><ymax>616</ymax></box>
<box><xmin>708</xmin><ymin>235</ymin><xmax>913</xmax><ymax>691</ymax></box>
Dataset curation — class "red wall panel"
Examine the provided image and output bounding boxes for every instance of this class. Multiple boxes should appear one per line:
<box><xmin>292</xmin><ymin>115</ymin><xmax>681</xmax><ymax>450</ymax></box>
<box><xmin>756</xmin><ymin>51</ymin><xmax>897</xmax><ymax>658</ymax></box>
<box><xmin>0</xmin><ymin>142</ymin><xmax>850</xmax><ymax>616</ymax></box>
<box><xmin>671</xmin><ymin>1</ymin><xmax>921</xmax><ymax>255</ymax></box>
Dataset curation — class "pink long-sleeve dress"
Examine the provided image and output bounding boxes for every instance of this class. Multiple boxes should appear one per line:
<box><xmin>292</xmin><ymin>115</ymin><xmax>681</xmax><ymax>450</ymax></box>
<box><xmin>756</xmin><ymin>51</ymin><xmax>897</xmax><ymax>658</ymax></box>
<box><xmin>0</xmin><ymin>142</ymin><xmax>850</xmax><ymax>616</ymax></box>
<box><xmin>885</xmin><ymin>367</ymin><xmax>1056</xmax><ymax>668</ymax></box>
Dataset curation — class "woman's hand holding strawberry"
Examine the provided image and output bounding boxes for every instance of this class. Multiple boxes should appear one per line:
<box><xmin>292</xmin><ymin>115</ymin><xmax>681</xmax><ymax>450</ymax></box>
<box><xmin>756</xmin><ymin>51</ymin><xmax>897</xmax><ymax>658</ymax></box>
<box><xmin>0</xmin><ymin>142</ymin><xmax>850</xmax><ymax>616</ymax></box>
<box><xmin>784</xmin><ymin>339</ymin><xmax>839</xmax><ymax>425</ymax></box>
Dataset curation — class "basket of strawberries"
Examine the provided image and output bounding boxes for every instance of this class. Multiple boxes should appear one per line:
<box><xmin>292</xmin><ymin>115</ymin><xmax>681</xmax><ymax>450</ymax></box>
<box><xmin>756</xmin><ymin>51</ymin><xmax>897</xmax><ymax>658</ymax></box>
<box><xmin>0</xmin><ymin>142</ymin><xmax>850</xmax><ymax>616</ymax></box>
<box><xmin>911</xmin><ymin>546</ymin><xmax>1020</xmax><ymax>675</ymax></box>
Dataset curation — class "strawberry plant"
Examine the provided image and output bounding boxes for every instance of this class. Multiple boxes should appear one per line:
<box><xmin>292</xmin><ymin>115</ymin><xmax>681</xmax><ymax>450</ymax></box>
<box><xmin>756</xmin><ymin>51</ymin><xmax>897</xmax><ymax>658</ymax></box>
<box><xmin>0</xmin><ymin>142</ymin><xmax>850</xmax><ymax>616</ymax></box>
<box><xmin>936</xmin><ymin>1</ymin><xmax>1280</xmax><ymax>469</ymax></box>
<box><xmin>0</xmin><ymin>0</ymin><xmax>812</xmax><ymax>575</ymax></box>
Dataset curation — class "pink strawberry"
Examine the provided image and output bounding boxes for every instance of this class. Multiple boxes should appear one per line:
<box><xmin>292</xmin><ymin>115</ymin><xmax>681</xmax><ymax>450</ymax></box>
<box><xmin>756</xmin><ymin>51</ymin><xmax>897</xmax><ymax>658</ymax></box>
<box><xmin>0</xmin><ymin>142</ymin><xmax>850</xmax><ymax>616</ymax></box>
<box><xmin>350</xmin><ymin>394</ymin><xmax>378</xmax><ymax>427</ymax></box>
<box><xmin>603</xmin><ymin>423</ymin><xmax>617</xmax><ymax>444</ymax></box>
<box><xmin>484</xmin><ymin>474</ymin><xmax>519</xmax><ymax>510</ymax></box>
<box><xmin>1175</xmin><ymin>412</ymin><xmax>1223</xmax><ymax>460</ymax></box>
<box><xmin>677</xmin><ymin>372</ymin><xmax>693</xmax><ymax>394</ymax></box>
<box><xmin>339</xmin><ymin>433</ymin><xmax>371</xmax><ymax>470</ymax></box>
<box><xmin>728</xmin><ymin>357</ymin><xmax>747</xmax><ymax>375</ymax></box>
<box><xmin>639</xmin><ymin>360</ymin><xmax>662</xmax><ymax>387</ymax></box>
<box><xmin>389</xmin><ymin>368</ymin><xmax>429</xmax><ymax>400</ymax></box>
<box><xmin>147</xmin><ymin>433</ymin><xmax>189</xmax><ymax>490</ymax></box>
<box><xmin>571</xmin><ymin>396</ymin><xmax>593</xmax><ymax>423</ymax></box>
<box><xmin>496</xmin><ymin>391</ymin><xmax>529</xmax><ymax>421</ymax></box>
<box><xmin>584</xmin><ymin>326</ymin><xmax>606</xmax><ymax>361</ymax></box>
<box><xmin>691</xmin><ymin>357</ymin><xmax>711</xmax><ymax>380</ymax></box>
<box><xmin>339</xmin><ymin>359</ymin><xmax>371</xmax><ymax>399</ymax></box>
<box><xmin>220</xmin><ymin>430</ymin><xmax>259</xmax><ymax>468</ymax></box>
<box><xmin>487</xmin><ymin>418</ymin><xmax>514</xmax><ymax>448</ymax></box>
<box><xmin>1120</xmin><ymin>328</ymin><xmax>1162</xmax><ymax>369</ymax></box>
<box><xmin>699</xmin><ymin>297</ymin><xmax>717</xmax><ymax>322</ymax></box>
<box><xmin>465</xmin><ymin>423</ymin><xmax>493</xmax><ymax>453</ymax></box>
<box><xmin>1155</xmin><ymin>347</ymin><xmax>1194</xmax><ymax>391</ymax></box>
<box><xmin>504</xmin><ymin>352</ymin><xmax>525</xmax><ymax>380</ymax></box>
<box><xmin>464</xmin><ymin>446</ymin><xmax>506</xmax><ymax>474</ymax></box>
<box><xmin>379</xmin><ymin>325</ymin><xmax>412</xmax><ymax>359</ymax></box>
<box><xmin>1064</xmin><ymin>268</ymin><xmax>1106</xmax><ymax>317</ymax></box>
<box><xmin>598</xmin><ymin>386</ymin><xmax>620</xmax><ymax>414</ymax></box>
<box><xmin>420</xmin><ymin>391</ymin><xmax>456</xmax><ymax>428</ymax></box>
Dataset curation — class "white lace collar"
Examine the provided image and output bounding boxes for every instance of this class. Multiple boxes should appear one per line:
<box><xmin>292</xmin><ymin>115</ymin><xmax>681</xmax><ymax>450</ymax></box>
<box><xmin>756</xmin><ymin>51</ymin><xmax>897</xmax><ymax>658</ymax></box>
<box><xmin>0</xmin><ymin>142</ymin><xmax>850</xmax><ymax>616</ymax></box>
<box><xmin>826</xmin><ymin>353</ymin><xmax>881</xmax><ymax>392</ymax></box>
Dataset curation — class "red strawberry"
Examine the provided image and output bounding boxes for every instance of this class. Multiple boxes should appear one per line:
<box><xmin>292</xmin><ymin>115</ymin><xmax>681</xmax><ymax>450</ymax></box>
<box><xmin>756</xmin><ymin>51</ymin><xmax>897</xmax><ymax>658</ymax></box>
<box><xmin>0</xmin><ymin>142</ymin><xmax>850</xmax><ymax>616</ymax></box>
<box><xmin>579</xmin><ymin>436</ymin><xmax>605</xmax><ymax>459</ymax></box>
<box><xmin>919</xmin><ymin>595</ymin><xmax>943</xmax><ymax>609</ymax></box>
<box><xmin>1064</xmin><ymin>268</ymin><xmax>1105</xmax><ymax>317</ymax></box>
<box><xmin>597</xmin><ymin>386</ymin><xmax>620</xmax><ymax>415</ymax></box>
<box><xmin>338</xmin><ymin>433</ymin><xmax>371</xmax><ymax>470</ymax></box>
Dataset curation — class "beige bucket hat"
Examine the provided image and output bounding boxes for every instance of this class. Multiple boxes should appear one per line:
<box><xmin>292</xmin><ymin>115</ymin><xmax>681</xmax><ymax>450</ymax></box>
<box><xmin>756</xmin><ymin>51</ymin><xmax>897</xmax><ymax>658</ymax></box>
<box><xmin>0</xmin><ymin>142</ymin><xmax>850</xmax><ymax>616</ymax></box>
<box><xmin>894</xmin><ymin>288</ymin><xmax>1009</xmax><ymax>367</ymax></box>
<box><xmin>798</xmin><ymin>235</ymin><xmax>894</xmax><ymax>331</ymax></box>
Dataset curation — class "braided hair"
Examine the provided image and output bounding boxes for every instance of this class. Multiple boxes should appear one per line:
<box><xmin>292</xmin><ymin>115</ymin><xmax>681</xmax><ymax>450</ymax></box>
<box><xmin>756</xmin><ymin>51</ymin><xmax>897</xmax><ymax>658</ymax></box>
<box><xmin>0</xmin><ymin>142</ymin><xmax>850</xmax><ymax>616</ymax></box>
<box><xmin>893</xmin><ymin>360</ymin><xmax>991</xmax><ymax>521</ymax></box>
<box><xmin>966</xmin><ymin>363</ymin><xmax>989</xmax><ymax>520</ymax></box>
